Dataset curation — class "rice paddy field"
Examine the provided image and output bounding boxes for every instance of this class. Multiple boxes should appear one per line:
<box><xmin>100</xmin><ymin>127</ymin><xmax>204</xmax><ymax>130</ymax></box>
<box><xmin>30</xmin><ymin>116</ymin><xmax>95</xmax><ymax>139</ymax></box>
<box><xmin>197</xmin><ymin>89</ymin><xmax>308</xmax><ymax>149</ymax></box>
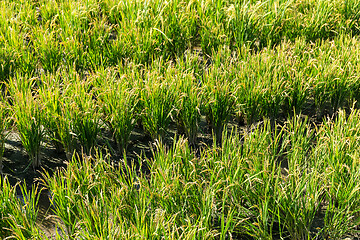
<box><xmin>1</xmin><ymin>0</ymin><xmax>360</xmax><ymax>239</ymax></box>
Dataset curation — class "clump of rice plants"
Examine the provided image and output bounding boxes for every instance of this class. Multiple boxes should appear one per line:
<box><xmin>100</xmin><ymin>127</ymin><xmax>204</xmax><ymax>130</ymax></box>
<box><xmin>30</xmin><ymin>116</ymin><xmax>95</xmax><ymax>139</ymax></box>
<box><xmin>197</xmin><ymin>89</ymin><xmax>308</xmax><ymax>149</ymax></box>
<box><xmin>32</xmin><ymin>27</ymin><xmax>64</xmax><ymax>73</ymax></box>
<box><xmin>314</xmin><ymin>109</ymin><xmax>360</xmax><ymax>238</ymax></box>
<box><xmin>57</xmin><ymin>105</ymin><xmax>76</xmax><ymax>161</ymax></box>
<box><xmin>275</xmin><ymin>115</ymin><xmax>324</xmax><ymax>239</ymax></box>
<box><xmin>235</xmin><ymin>45</ymin><xmax>289</xmax><ymax>124</ymax></box>
<box><xmin>42</xmin><ymin>150</ymin><xmax>126</xmax><ymax>238</ymax></box>
<box><xmin>139</xmin><ymin>69</ymin><xmax>176</xmax><ymax>141</ymax></box>
<box><xmin>8</xmin><ymin>76</ymin><xmax>44</xmax><ymax>168</ymax></box>
<box><xmin>38</xmin><ymin>73</ymin><xmax>66</xmax><ymax>154</ymax></box>
<box><xmin>39</xmin><ymin>74</ymin><xmax>76</xmax><ymax>160</ymax></box>
<box><xmin>175</xmin><ymin>73</ymin><xmax>202</xmax><ymax>146</ymax></box>
<box><xmin>204</xmin><ymin>85</ymin><xmax>235</xmax><ymax>143</ymax></box>
<box><xmin>43</xmin><ymin>138</ymin><xmax>220</xmax><ymax>238</ymax></box>
<box><xmin>65</xmin><ymin>77</ymin><xmax>102</xmax><ymax>156</ymax></box>
<box><xmin>0</xmin><ymin>177</ymin><xmax>41</xmax><ymax>239</ymax></box>
<box><xmin>5</xmin><ymin>184</ymin><xmax>42</xmax><ymax>239</ymax></box>
<box><xmin>0</xmin><ymin>176</ymin><xmax>18</xmax><ymax>237</ymax></box>
<box><xmin>203</xmin><ymin>57</ymin><xmax>236</xmax><ymax>143</ymax></box>
<box><xmin>98</xmin><ymin>74</ymin><xmax>138</xmax><ymax>153</ymax></box>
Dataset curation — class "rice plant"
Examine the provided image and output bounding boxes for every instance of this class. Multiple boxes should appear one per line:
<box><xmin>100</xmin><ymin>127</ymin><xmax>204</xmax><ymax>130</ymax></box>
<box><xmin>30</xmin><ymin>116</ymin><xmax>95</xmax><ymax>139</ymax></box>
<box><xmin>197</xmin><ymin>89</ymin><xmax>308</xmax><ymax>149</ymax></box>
<box><xmin>32</xmin><ymin>27</ymin><xmax>64</xmax><ymax>73</ymax></box>
<box><xmin>40</xmin><ymin>77</ymin><xmax>77</xmax><ymax>160</ymax></box>
<box><xmin>0</xmin><ymin>177</ymin><xmax>42</xmax><ymax>239</ymax></box>
<box><xmin>315</xmin><ymin>109</ymin><xmax>360</xmax><ymax>238</ymax></box>
<box><xmin>38</xmin><ymin>73</ymin><xmax>66</xmax><ymax>153</ymax></box>
<box><xmin>98</xmin><ymin>75</ymin><xmax>138</xmax><ymax>153</ymax></box>
<box><xmin>0</xmin><ymin>176</ymin><xmax>17</xmax><ymax>237</ymax></box>
<box><xmin>8</xmin><ymin>76</ymin><xmax>44</xmax><ymax>168</ymax></box>
<box><xmin>65</xmin><ymin>77</ymin><xmax>101</xmax><ymax>156</ymax></box>
<box><xmin>175</xmin><ymin>73</ymin><xmax>202</xmax><ymax>146</ymax></box>
<box><xmin>42</xmin><ymin>150</ymin><xmax>132</xmax><ymax>238</ymax></box>
<box><xmin>203</xmin><ymin>65</ymin><xmax>236</xmax><ymax>143</ymax></box>
<box><xmin>140</xmin><ymin>69</ymin><xmax>176</xmax><ymax>141</ymax></box>
<box><xmin>273</xmin><ymin>116</ymin><xmax>324</xmax><ymax>239</ymax></box>
<box><xmin>5</xmin><ymin>184</ymin><xmax>42</xmax><ymax>239</ymax></box>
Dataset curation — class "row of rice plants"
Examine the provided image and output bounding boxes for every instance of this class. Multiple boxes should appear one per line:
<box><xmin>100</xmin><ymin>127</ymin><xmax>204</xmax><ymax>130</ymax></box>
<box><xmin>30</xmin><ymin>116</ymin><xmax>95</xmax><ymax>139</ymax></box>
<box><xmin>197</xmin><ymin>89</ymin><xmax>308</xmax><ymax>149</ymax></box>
<box><xmin>221</xmin><ymin>35</ymin><xmax>360</xmax><ymax>124</ymax></box>
<box><xmin>0</xmin><ymin>0</ymin><xmax>359</xmax><ymax>79</ymax></box>
<box><xmin>47</xmin><ymin>110</ymin><xmax>360</xmax><ymax>239</ymax></box>
<box><xmin>4</xmin><ymin>109</ymin><xmax>360</xmax><ymax>238</ymax></box>
<box><xmin>4</xmin><ymin>34</ymin><xmax>360</xmax><ymax>168</ymax></box>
